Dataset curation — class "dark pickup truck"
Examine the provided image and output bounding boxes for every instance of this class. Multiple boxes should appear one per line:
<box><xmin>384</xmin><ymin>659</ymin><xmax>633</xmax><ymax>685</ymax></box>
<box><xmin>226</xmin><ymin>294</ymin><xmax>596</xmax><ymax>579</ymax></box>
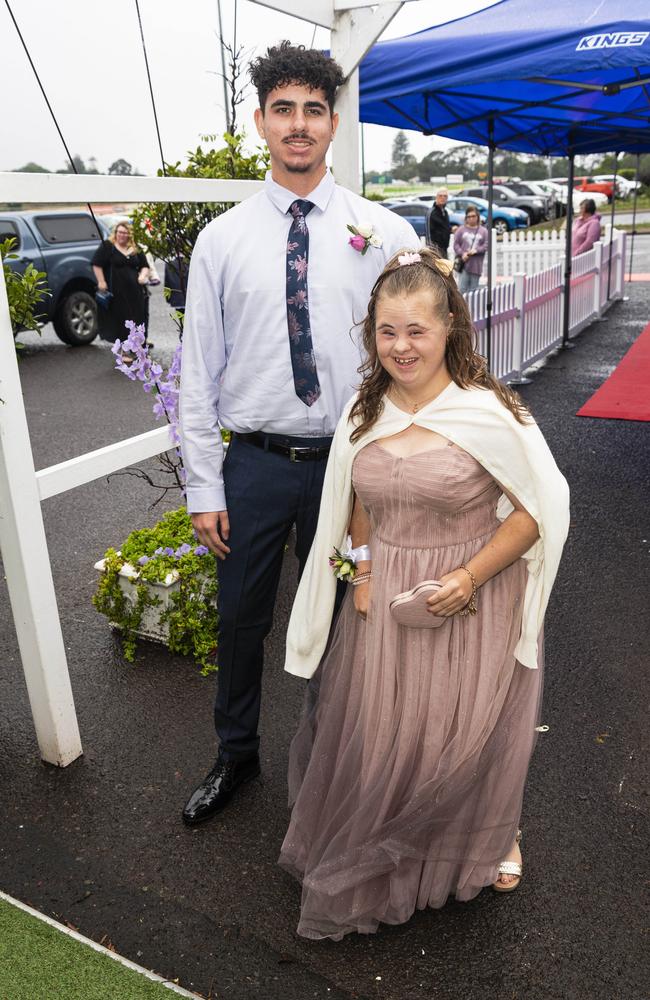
<box><xmin>0</xmin><ymin>210</ymin><xmax>106</xmax><ymax>345</ymax></box>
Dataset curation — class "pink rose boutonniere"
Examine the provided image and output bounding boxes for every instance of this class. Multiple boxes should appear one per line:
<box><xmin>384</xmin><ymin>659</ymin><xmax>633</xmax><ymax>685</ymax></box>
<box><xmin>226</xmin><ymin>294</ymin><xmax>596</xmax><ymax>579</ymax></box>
<box><xmin>347</xmin><ymin>221</ymin><xmax>383</xmax><ymax>255</ymax></box>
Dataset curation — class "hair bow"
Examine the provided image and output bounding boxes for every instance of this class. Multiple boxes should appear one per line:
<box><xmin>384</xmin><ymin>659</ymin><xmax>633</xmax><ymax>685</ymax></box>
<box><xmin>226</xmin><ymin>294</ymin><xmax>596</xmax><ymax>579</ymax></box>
<box><xmin>397</xmin><ymin>252</ymin><xmax>421</xmax><ymax>266</ymax></box>
<box><xmin>433</xmin><ymin>257</ymin><xmax>454</xmax><ymax>277</ymax></box>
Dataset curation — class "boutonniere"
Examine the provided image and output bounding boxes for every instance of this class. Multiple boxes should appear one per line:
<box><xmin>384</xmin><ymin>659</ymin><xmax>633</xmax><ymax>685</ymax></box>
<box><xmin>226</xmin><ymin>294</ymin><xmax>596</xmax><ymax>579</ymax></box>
<box><xmin>347</xmin><ymin>221</ymin><xmax>383</xmax><ymax>255</ymax></box>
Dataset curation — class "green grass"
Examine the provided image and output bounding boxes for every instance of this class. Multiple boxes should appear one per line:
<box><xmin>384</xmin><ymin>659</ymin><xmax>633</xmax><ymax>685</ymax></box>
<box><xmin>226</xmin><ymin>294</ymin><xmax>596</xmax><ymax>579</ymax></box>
<box><xmin>0</xmin><ymin>898</ymin><xmax>195</xmax><ymax>1000</ymax></box>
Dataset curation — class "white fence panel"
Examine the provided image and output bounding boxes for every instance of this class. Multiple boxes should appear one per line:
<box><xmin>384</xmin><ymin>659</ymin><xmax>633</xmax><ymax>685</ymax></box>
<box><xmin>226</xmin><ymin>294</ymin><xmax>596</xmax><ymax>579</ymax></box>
<box><xmin>521</xmin><ymin>262</ymin><xmax>564</xmax><ymax>367</ymax></box>
<box><xmin>569</xmin><ymin>244</ymin><xmax>599</xmax><ymax>337</ymax></box>
<box><xmin>466</xmin><ymin>230</ymin><xmax>625</xmax><ymax>379</ymax></box>
<box><xmin>495</xmin><ymin>228</ymin><xmax>566</xmax><ymax>277</ymax></box>
<box><xmin>465</xmin><ymin>278</ymin><xmax>519</xmax><ymax>382</ymax></box>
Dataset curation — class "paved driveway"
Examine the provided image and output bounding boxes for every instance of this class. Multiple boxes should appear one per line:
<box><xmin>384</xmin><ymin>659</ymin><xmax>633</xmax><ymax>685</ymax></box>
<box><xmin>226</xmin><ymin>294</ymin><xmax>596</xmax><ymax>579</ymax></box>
<box><xmin>0</xmin><ymin>282</ymin><xmax>648</xmax><ymax>1000</ymax></box>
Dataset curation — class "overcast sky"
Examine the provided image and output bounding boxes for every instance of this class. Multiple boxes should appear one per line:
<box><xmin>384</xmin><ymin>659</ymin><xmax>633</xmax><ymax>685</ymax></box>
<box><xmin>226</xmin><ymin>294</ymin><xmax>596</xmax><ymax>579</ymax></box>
<box><xmin>2</xmin><ymin>0</ymin><xmax>499</xmax><ymax>178</ymax></box>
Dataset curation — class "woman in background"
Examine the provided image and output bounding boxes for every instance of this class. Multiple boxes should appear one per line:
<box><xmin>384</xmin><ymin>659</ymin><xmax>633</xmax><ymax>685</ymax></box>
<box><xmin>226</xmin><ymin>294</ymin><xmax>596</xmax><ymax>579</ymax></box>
<box><xmin>92</xmin><ymin>221</ymin><xmax>149</xmax><ymax>352</ymax></box>
<box><xmin>571</xmin><ymin>199</ymin><xmax>601</xmax><ymax>256</ymax></box>
<box><xmin>453</xmin><ymin>205</ymin><xmax>488</xmax><ymax>294</ymax></box>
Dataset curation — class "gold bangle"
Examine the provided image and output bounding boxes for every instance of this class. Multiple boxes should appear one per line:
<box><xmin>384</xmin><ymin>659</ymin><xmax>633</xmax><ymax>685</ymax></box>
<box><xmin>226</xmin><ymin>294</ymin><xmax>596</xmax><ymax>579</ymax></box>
<box><xmin>458</xmin><ymin>565</ymin><xmax>478</xmax><ymax>616</ymax></box>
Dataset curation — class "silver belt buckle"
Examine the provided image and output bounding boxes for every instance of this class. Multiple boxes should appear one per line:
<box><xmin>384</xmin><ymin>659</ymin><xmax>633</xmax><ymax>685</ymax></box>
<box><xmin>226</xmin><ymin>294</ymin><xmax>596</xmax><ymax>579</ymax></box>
<box><xmin>289</xmin><ymin>446</ymin><xmax>301</xmax><ymax>462</ymax></box>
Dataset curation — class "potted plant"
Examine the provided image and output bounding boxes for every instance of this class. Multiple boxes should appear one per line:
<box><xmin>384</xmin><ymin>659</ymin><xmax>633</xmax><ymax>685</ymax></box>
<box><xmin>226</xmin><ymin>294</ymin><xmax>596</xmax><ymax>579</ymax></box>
<box><xmin>92</xmin><ymin>323</ymin><xmax>220</xmax><ymax>673</ymax></box>
<box><xmin>93</xmin><ymin>507</ymin><xmax>218</xmax><ymax>675</ymax></box>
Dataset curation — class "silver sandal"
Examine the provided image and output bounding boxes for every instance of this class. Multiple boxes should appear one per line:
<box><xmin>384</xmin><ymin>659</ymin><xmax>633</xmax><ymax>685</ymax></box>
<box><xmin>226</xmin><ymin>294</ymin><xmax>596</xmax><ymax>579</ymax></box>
<box><xmin>492</xmin><ymin>829</ymin><xmax>523</xmax><ymax>893</ymax></box>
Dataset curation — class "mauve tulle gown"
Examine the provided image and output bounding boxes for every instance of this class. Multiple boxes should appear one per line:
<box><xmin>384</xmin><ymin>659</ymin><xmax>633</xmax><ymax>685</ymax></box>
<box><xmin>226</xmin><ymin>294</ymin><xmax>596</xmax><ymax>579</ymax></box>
<box><xmin>279</xmin><ymin>440</ymin><xmax>544</xmax><ymax>941</ymax></box>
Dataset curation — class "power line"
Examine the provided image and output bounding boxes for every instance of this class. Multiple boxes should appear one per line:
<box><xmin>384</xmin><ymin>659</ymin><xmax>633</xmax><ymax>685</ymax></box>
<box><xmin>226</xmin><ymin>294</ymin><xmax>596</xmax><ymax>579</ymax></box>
<box><xmin>3</xmin><ymin>0</ymin><xmax>100</xmax><ymax>230</ymax></box>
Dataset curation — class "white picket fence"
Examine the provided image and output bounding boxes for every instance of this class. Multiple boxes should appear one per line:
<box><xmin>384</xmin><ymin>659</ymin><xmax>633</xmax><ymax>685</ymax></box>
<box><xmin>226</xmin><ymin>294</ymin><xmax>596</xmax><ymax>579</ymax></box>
<box><xmin>496</xmin><ymin>227</ymin><xmax>568</xmax><ymax>277</ymax></box>
<box><xmin>466</xmin><ymin>230</ymin><xmax>626</xmax><ymax>382</ymax></box>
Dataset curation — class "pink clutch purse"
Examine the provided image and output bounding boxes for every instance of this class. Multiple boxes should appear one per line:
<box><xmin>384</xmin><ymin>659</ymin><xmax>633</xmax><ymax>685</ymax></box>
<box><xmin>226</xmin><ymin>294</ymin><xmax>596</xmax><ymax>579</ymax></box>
<box><xmin>389</xmin><ymin>580</ymin><xmax>447</xmax><ymax>629</ymax></box>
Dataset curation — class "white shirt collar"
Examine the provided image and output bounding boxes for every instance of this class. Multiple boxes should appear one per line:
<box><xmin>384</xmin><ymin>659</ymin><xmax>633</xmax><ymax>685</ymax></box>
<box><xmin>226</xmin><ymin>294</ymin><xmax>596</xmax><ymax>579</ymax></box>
<box><xmin>264</xmin><ymin>168</ymin><xmax>336</xmax><ymax>215</ymax></box>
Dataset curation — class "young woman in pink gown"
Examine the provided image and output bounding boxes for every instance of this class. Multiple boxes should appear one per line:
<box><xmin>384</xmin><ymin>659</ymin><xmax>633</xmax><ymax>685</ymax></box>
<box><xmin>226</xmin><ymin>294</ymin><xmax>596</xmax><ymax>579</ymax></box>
<box><xmin>280</xmin><ymin>247</ymin><xmax>569</xmax><ymax>941</ymax></box>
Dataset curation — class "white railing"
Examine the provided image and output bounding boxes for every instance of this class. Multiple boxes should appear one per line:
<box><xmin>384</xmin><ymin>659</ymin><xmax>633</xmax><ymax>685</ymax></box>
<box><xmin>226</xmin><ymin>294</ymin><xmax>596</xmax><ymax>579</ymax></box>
<box><xmin>0</xmin><ymin>172</ymin><xmax>261</xmax><ymax>766</ymax></box>
<box><xmin>496</xmin><ymin>228</ymin><xmax>567</xmax><ymax>277</ymax></box>
<box><xmin>466</xmin><ymin>231</ymin><xmax>626</xmax><ymax>382</ymax></box>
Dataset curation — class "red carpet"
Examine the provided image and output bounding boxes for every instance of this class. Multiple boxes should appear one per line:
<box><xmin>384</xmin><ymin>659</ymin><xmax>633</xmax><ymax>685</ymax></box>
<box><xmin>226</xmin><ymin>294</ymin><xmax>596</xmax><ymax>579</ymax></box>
<box><xmin>577</xmin><ymin>321</ymin><xmax>650</xmax><ymax>421</ymax></box>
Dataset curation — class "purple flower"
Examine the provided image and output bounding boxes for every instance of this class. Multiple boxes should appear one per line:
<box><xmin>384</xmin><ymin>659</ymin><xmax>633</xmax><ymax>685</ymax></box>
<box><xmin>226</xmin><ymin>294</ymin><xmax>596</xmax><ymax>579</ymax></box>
<box><xmin>138</xmin><ymin>555</ymin><xmax>150</xmax><ymax>566</ymax></box>
<box><xmin>163</xmin><ymin>547</ymin><xmax>175</xmax><ymax>557</ymax></box>
<box><xmin>194</xmin><ymin>545</ymin><xmax>209</xmax><ymax>556</ymax></box>
<box><xmin>349</xmin><ymin>234</ymin><xmax>366</xmax><ymax>253</ymax></box>
<box><xmin>175</xmin><ymin>543</ymin><xmax>192</xmax><ymax>557</ymax></box>
<box><xmin>154</xmin><ymin>547</ymin><xmax>164</xmax><ymax>556</ymax></box>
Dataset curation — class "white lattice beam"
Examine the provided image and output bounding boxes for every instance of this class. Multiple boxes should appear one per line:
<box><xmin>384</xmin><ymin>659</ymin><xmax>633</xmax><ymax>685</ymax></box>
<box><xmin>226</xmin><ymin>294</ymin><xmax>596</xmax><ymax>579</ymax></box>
<box><xmin>0</xmin><ymin>173</ymin><xmax>262</xmax><ymax>205</ymax></box>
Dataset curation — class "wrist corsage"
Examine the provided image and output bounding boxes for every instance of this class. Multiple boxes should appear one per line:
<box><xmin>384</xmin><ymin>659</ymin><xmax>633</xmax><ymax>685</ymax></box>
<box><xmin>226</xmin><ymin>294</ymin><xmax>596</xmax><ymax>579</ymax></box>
<box><xmin>329</xmin><ymin>547</ymin><xmax>357</xmax><ymax>581</ymax></box>
<box><xmin>328</xmin><ymin>541</ymin><xmax>372</xmax><ymax>582</ymax></box>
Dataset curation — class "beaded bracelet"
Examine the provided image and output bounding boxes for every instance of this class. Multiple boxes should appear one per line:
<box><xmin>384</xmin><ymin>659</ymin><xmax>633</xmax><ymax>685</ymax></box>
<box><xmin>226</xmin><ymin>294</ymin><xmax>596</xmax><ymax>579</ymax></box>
<box><xmin>458</xmin><ymin>565</ymin><xmax>478</xmax><ymax>616</ymax></box>
<box><xmin>351</xmin><ymin>571</ymin><xmax>372</xmax><ymax>587</ymax></box>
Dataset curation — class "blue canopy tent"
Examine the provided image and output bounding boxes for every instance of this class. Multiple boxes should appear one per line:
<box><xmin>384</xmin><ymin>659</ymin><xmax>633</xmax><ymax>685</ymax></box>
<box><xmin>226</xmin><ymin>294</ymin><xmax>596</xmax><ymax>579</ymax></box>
<box><xmin>359</xmin><ymin>0</ymin><xmax>650</xmax><ymax>366</ymax></box>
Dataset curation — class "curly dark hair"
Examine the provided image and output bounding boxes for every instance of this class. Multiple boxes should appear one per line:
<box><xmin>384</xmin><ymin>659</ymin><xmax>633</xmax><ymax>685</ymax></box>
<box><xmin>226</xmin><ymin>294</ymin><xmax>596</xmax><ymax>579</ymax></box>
<box><xmin>349</xmin><ymin>246</ymin><xmax>530</xmax><ymax>443</ymax></box>
<box><xmin>249</xmin><ymin>40</ymin><xmax>344</xmax><ymax>114</ymax></box>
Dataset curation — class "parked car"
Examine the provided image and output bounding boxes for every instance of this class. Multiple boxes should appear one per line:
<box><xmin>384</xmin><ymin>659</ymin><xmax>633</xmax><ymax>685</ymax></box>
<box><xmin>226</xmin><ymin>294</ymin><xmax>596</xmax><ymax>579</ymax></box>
<box><xmin>383</xmin><ymin>200</ymin><xmax>430</xmax><ymax>240</ymax></box>
<box><xmin>0</xmin><ymin>210</ymin><xmax>106</xmax><ymax>344</ymax></box>
<box><xmin>572</xmin><ymin>176</ymin><xmax>616</xmax><ymax>203</ymax></box>
<box><xmin>445</xmin><ymin>195</ymin><xmax>528</xmax><ymax>235</ymax></box>
<box><xmin>459</xmin><ymin>184</ymin><xmax>549</xmax><ymax>224</ymax></box>
<box><xmin>506</xmin><ymin>181</ymin><xmax>555</xmax><ymax>219</ymax></box>
<box><xmin>593</xmin><ymin>175</ymin><xmax>636</xmax><ymax>199</ymax></box>
<box><xmin>539</xmin><ymin>180</ymin><xmax>608</xmax><ymax>214</ymax></box>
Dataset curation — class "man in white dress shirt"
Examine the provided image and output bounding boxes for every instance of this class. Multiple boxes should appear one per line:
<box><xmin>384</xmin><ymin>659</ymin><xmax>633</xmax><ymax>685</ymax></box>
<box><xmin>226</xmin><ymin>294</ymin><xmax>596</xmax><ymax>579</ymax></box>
<box><xmin>180</xmin><ymin>41</ymin><xmax>417</xmax><ymax>825</ymax></box>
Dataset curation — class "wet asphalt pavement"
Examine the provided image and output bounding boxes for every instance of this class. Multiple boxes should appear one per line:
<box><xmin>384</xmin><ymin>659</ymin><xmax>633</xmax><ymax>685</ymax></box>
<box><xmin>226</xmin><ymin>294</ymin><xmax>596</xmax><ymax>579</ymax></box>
<box><xmin>0</xmin><ymin>270</ymin><xmax>649</xmax><ymax>1000</ymax></box>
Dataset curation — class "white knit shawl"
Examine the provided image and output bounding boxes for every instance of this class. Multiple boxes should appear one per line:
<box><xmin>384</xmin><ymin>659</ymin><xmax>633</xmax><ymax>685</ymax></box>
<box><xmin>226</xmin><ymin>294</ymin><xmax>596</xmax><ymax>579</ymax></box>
<box><xmin>284</xmin><ymin>381</ymin><xmax>570</xmax><ymax>677</ymax></box>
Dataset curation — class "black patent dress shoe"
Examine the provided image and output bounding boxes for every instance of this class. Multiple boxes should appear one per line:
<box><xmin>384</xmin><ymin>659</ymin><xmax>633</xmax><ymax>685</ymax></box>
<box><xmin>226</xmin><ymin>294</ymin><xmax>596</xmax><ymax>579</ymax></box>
<box><xmin>182</xmin><ymin>754</ymin><xmax>260</xmax><ymax>825</ymax></box>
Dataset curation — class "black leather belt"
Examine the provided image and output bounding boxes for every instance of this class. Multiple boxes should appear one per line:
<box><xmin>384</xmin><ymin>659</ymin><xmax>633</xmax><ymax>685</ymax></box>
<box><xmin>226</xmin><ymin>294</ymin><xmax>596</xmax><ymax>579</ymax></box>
<box><xmin>235</xmin><ymin>431</ymin><xmax>332</xmax><ymax>462</ymax></box>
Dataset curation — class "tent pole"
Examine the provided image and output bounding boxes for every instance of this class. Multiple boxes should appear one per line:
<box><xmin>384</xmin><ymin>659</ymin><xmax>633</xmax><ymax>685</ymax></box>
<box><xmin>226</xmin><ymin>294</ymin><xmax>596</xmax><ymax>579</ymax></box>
<box><xmin>561</xmin><ymin>151</ymin><xmax>575</xmax><ymax>348</ymax></box>
<box><xmin>606</xmin><ymin>152</ymin><xmax>619</xmax><ymax>301</ymax></box>
<box><xmin>486</xmin><ymin>118</ymin><xmax>494</xmax><ymax>372</ymax></box>
<box><xmin>361</xmin><ymin>123</ymin><xmax>366</xmax><ymax>198</ymax></box>
<box><xmin>628</xmin><ymin>153</ymin><xmax>640</xmax><ymax>284</ymax></box>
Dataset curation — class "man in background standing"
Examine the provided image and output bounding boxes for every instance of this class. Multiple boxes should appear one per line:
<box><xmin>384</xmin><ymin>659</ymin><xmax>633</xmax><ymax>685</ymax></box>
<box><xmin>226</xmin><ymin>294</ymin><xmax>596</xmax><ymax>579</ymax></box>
<box><xmin>179</xmin><ymin>41</ymin><xmax>417</xmax><ymax>827</ymax></box>
<box><xmin>428</xmin><ymin>186</ymin><xmax>451</xmax><ymax>256</ymax></box>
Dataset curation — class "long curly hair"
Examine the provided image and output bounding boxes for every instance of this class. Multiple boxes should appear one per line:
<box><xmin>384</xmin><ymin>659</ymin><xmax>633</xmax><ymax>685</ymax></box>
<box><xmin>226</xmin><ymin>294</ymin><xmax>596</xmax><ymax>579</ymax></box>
<box><xmin>349</xmin><ymin>246</ymin><xmax>530</xmax><ymax>442</ymax></box>
<box><xmin>249</xmin><ymin>41</ymin><xmax>344</xmax><ymax>114</ymax></box>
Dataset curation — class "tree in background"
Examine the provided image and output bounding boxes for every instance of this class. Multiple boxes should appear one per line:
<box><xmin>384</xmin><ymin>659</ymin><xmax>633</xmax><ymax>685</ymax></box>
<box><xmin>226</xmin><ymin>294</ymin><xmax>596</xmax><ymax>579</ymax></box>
<box><xmin>14</xmin><ymin>162</ymin><xmax>49</xmax><ymax>173</ymax></box>
<box><xmin>391</xmin><ymin>130</ymin><xmax>411</xmax><ymax>169</ymax></box>
<box><xmin>108</xmin><ymin>158</ymin><xmax>133</xmax><ymax>176</ymax></box>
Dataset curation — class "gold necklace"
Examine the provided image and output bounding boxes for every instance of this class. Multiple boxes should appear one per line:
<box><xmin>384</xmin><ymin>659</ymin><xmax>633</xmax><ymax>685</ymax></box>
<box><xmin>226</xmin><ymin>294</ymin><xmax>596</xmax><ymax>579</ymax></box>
<box><xmin>391</xmin><ymin>383</ymin><xmax>441</xmax><ymax>413</ymax></box>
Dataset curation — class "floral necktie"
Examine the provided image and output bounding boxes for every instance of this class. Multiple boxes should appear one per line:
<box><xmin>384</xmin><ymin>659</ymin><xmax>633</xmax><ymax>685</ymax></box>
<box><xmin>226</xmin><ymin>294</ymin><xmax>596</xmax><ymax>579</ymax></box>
<box><xmin>286</xmin><ymin>199</ymin><xmax>321</xmax><ymax>407</ymax></box>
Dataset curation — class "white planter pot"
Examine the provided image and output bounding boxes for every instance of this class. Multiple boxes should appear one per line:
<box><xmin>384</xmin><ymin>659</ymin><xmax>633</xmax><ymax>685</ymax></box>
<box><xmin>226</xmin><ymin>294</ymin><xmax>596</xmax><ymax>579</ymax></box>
<box><xmin>93</xmin><ymin>556</ymin><xmax>200</xmax><ymax>645</ymax></box>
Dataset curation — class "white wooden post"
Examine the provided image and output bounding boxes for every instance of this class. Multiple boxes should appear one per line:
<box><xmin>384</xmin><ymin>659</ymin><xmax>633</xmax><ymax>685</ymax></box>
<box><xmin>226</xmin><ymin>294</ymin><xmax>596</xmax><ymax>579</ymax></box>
<box><xmin>511</xmin><ymin>272</ymin><xmax>527</xmax><ymax>383</ymax></box>
<box><xmin>331</xmin><ymin>3</ymin><xmax>402</xmax><ymax>192</ymax></box>
<box><xmin>491</xmin><ymin>228</ymin><xmax>498</xmax><ymax>276</ymax></box>
<box><xmin>593</xmin><ymin>242</ymin><xmax>603</xmax><ymax>317</ymax></box>
<box><xmin>0</xmin><ymin>274</ymin><xmax>82</xmax><ymax>766</ymax></box>
<box><xmin>616</xmin><ymin>232</ymin><xmax>626</xmax><ymax>299</ymax></box>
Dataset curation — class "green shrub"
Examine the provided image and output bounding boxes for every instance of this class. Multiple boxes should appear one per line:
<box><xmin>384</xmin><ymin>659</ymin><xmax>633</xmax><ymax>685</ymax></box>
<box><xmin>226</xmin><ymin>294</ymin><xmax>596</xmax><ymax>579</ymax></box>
<box><xmin>1</xmin><ymin>237</ymin><xmax>49</xmax><ymax>337</ymax></box>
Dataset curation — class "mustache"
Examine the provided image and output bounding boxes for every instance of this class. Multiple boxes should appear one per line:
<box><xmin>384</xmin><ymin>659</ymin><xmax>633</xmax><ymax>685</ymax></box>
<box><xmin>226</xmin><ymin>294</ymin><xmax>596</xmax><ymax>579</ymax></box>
<box><xmin>284</xmin><ymin>134</ymin><xmax>314</xmax><ymax>143</ymax></box>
